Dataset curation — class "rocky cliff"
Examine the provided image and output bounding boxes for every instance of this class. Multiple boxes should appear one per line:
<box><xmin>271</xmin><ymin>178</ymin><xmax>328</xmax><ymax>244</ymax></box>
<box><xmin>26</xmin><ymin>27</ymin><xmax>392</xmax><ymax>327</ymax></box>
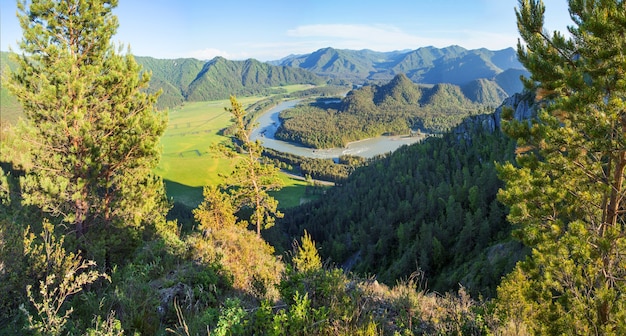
<box><xmin>454</xmin><ymin>90</ymin><xmax>536</xmax><ymax>138</ymax></box>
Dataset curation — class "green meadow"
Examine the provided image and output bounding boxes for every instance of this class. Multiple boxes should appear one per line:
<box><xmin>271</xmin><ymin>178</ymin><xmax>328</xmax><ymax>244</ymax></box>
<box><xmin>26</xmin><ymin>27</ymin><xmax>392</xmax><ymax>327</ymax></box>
<box><xmin>1</xmin><ymin>83</ymin><xmax>314</xmax><ymax>209</ymax></box>
<box><xmin>156</xmin><ymin>88</ymin><xmax>312</xmax><ymax>209</ymax></box>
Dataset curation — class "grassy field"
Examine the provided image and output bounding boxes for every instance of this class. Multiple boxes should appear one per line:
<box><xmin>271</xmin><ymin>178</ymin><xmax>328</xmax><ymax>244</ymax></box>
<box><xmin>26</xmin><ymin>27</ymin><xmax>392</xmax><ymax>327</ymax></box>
<box><xmin>1</xmin><ymin>83</ymin><xmax>314</xmax><ymax>209</ymax></box>
<box><xmin>156</xmin><ymin>89</ymin><xmax>312</xmax><ymax>209</ymax></box>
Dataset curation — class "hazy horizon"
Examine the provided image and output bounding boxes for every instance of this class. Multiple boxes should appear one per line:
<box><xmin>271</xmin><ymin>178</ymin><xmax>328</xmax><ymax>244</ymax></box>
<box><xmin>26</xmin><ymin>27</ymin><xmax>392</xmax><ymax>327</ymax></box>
<box><xmin>1</xmin><ymin>0</ymin><xmax>571</xmax><ymax>61</ymax></box>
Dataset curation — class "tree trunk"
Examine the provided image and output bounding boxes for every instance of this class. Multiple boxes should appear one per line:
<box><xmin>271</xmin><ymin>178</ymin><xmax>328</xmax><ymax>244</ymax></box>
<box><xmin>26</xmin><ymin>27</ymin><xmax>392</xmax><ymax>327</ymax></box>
<box><xmin>75</xmin><ymin>197</ymin><xmax>88</xmax><ymax>238</ymax></box>
<box><xmin>604</xmin><ymin>150</ymin><xmax>626</xmax><ymax>233</ymax></box>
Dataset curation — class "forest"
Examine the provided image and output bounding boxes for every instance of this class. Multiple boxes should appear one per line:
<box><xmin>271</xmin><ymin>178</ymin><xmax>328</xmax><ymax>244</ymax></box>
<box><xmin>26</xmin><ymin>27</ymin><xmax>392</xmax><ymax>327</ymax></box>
<box><xmin>276</xmin><ymin>118</ymin><xmax>522</xmax><ymax>298</ymax></box>
<box><xmin>1</xmin><ymin>0</ymin><xmax>626</xmax><ymax>335</ymax></box>
<box><xmin>274</xmin><ymin>74</ymin><xmax>494</xmax><ymax>148</ymax></box>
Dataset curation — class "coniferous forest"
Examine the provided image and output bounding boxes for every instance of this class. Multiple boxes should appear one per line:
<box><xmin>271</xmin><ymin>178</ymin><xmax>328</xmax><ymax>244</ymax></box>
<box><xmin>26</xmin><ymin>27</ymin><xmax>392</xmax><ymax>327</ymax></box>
<box><xmin>1</xmin><ymin>0</ymin><xmax>626</xmax><ymax>335</ymax></box>
<box><xmin>276</xmin><ymin>119</ymin><xmax>522</xmax><ymax>298</ymax></box>
<box><xmin>274</xmin><ymin>74</ymin><xmax>494</xmax><ymax>149</ymax></box>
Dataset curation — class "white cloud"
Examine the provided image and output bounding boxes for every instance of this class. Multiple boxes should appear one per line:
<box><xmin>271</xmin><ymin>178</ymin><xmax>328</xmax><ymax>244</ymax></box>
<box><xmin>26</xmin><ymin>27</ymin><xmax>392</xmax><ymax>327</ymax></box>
<box><xmin>186</xmin><ymin>48</ymin><xmax>232</xmax><ymax>60</ymax></box>
<box><xmin>284</xmin><ymin>23</ymin><xmax>520</xmax><ymax>53</ymax></box>
<box><xmin>286</xmin><ymin>24</ymin><xmax>449</xmax><ymax>51</ymax></box>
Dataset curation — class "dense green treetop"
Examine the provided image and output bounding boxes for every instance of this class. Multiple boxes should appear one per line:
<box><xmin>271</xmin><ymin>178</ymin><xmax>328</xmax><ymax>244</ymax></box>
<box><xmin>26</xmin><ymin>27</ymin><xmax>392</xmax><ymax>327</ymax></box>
<box><xmin>8</xmin><ymin>0</ymin><xmax>168</xmax><ymax>264</ymax></box>
<box><xmin>496</xmin><ymin>0</ymin><xmax>626</xmax><ymax>333</ymax></box>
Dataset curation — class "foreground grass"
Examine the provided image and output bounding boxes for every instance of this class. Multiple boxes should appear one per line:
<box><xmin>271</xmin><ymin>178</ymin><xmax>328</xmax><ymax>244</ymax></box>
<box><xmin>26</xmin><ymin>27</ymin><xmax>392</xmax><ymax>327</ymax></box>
<box><xmin>156</xmin><ymin>90</ymin><xmax>312</xmax><ymax>208</ymax></box>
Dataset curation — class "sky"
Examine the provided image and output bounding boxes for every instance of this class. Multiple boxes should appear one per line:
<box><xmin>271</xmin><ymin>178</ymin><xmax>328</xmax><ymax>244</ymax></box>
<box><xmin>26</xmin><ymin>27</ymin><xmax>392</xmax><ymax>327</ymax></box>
<box><xmin>1</xmin><ymin>0</ymin><xmax>572</xmax><ymax>62</ymax></box>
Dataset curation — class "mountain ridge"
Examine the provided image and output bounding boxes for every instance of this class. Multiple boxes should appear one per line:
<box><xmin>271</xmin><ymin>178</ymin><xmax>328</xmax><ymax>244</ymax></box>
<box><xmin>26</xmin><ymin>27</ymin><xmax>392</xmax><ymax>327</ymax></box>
<box><xmin>274</xmin><ymin>46</ymin><xmax>527</xmax><ymax>87</ymax></box>
<box><xmin>274</xmin><ymin>73</ymin><xmax>499</xmax><ymax>148</ymax></box>
<box><xmin>1</xmin><ymin>45</ymin><xmax>528</xmax><ymax>118</ymax></box>
<box><xmin>135</xmin><ymin>56</ymin><xmax>324</xmax><ymax>109</ymax></box>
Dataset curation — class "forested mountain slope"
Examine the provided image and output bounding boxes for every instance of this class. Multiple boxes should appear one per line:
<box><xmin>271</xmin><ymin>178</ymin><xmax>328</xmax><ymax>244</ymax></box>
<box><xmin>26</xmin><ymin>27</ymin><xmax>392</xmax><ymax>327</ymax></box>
<box><xmin>136</xmin><ymin>56</ymin><xmax>324</xmax><ymax>109</ymax></box>
<box><xmin>276</xmin><ymin>46</ymin><xmax>528</xmax><ymax>95</ymax></box>
<box><xmin>276</xmin><ymin>92</ymin><xmax>536</xmax><ymax>297</ymax></box>
<box><xmin>274</xmin><ymin>73</ymin><xmax>495</xmax><ymax>148</ymax></box>
<box><xmin>461</xmin><ymin>78</ymin><xmax>509</xmax><ymax>104</ymax></box>
<box><xmin>134</xmin><ymin>56</ymin><xmax>205</xmax><ymax>109</ymax></box>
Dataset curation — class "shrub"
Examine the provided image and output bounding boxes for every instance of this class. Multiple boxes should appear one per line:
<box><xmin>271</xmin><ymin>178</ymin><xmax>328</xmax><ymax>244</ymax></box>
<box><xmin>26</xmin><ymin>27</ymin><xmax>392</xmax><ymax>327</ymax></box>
<box><xmin>187</xmin><ymin>225</ymin><xmax>284</xmax><ymax>300</ymax></box>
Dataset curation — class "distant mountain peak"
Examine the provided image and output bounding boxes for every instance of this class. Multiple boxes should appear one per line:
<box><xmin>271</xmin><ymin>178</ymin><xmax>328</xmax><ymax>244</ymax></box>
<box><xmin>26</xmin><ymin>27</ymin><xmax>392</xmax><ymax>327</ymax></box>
<box><xmin>274</xmin><ymin>45</ymin><xmax>526</xmax><ymax>94</ymax></box>
<box><xmin>129</xmin><ymin>54</ymin><xmax>323</xmax><ymax>108</ymax></box>
<box><xmin>389</xmin><ymin>72</ymin><xmax>411</xmax><ymax>83</ymax></box>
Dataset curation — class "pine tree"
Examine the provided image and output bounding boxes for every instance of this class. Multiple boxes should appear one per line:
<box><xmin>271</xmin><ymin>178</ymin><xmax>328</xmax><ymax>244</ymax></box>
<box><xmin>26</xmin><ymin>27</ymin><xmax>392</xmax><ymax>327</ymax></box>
<box><xmin>497</xmin><ymin>0</ymin><xmax>626</xmax><ymax>333</ymax></box>
<box><xmin>224</xmin><ymin>96</ymin><xmax>283</xmax><ymax>236</ymax></box>
<box><xmin>292</xmin><ymin>230</ymin><xmax>322</xmax><ymax>273</ymax></box>
<box><xmin>193</xmin><ymin>185</ymin><xmax>237</xmax><ymax>233</ymax></box>
<box><xmin>8</xmin><ymin>0</ymin><xmax>167</xmax><ymax>259</ymax></box>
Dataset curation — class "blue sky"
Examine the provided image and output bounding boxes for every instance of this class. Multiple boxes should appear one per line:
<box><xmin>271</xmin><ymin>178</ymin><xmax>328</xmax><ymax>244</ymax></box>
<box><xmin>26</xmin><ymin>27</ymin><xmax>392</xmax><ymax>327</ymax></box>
<box><xmin>1</xmin><ymin>0</ymin><xmax>571</xmax><ymax>61</ymax></box>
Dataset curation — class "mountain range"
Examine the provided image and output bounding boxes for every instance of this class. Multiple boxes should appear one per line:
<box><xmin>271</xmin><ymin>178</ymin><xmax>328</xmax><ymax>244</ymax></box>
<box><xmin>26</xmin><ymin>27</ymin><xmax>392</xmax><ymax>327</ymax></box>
<box><xmin>135</xmin><ymin>56</ymin><xmax>325</xmax><ymax>109</ymax></box>
<box><xmin>273</xmin><ymin>46</ymin><xmax>528</xmax><ymax>92</ymax></box>
<box><xmin>140</xmin><ymin>45</ymin><xmax>527</xmax><ymax>110</ymax></box>
<box><xmin>1</xmin><ymin>45</ymin><xmax>528</xmax><ymax>118</ymax></box>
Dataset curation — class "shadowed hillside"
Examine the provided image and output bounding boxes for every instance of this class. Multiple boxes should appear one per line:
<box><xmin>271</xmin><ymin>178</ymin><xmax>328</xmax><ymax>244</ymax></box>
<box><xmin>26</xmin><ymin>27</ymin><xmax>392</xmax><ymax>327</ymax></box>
<box><xmin>275</xmin><ymin>93</ymin><xmax>537</xmax><ymax>297</ymax></box>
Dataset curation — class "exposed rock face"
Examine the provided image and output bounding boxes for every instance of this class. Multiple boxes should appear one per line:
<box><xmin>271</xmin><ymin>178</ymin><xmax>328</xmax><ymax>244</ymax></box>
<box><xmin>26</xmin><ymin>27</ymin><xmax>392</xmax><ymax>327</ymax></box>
<box><xmin>491</xmin><ymin>91</ymin><xmax>536</xmax><ymax>131</ymax></box>
<box><xmin>454</xmin><ymin>91</ymin><xmax>536</xmax><ymax>138</ymax></box>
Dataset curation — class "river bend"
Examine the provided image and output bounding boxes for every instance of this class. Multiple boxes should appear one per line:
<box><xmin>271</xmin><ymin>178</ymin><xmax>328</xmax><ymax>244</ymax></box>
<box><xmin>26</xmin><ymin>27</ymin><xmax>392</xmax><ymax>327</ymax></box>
<box><xmin>250</xmin><ymin>100</ymin><xmax>425</xmax><ymax>159</ymax></box>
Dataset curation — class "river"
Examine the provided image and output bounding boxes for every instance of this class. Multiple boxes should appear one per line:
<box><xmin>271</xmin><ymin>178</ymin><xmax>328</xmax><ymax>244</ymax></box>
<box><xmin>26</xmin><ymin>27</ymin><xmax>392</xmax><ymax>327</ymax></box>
<box><xmin>250</xmin><ymin>100</ymin><xmax>426</xmax><ymax>159</ymax></box>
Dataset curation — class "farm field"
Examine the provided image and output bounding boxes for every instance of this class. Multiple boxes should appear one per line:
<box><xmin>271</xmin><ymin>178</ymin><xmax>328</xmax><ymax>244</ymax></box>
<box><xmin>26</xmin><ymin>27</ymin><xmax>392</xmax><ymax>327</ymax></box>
<box><xmin>156</xmin><ymin>88</ymin><xmax>312</xmax><ymax>209</ymax></box>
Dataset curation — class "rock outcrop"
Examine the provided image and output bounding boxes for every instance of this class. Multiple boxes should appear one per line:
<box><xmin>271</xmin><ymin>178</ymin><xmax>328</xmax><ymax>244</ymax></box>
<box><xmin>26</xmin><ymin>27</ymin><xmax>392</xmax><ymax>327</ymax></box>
<box><xmin>454</xmin><ymin>90</ymin><xmax>536</xmax><ymax>139</ymax></box>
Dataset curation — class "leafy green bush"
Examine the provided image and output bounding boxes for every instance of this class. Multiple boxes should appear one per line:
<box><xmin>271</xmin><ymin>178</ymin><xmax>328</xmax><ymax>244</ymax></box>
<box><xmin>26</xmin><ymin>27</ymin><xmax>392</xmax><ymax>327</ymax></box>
<box><xmin>21</xmin><ymin>220</ymin><xmax>109</xmax><ymax>335</ymax></box>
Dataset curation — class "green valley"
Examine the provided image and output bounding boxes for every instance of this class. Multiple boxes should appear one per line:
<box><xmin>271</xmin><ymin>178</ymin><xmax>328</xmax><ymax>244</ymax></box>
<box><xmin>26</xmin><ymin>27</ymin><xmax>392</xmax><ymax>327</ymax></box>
<box><xmin>156</xmin><ymin>91</ymin><xmax>319</xmax><ymax>210</ymax></box>
<box><xmin>3</xmin><ymin>0</ymin><xmax>625</xmax><ymax>333</ymax></box>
